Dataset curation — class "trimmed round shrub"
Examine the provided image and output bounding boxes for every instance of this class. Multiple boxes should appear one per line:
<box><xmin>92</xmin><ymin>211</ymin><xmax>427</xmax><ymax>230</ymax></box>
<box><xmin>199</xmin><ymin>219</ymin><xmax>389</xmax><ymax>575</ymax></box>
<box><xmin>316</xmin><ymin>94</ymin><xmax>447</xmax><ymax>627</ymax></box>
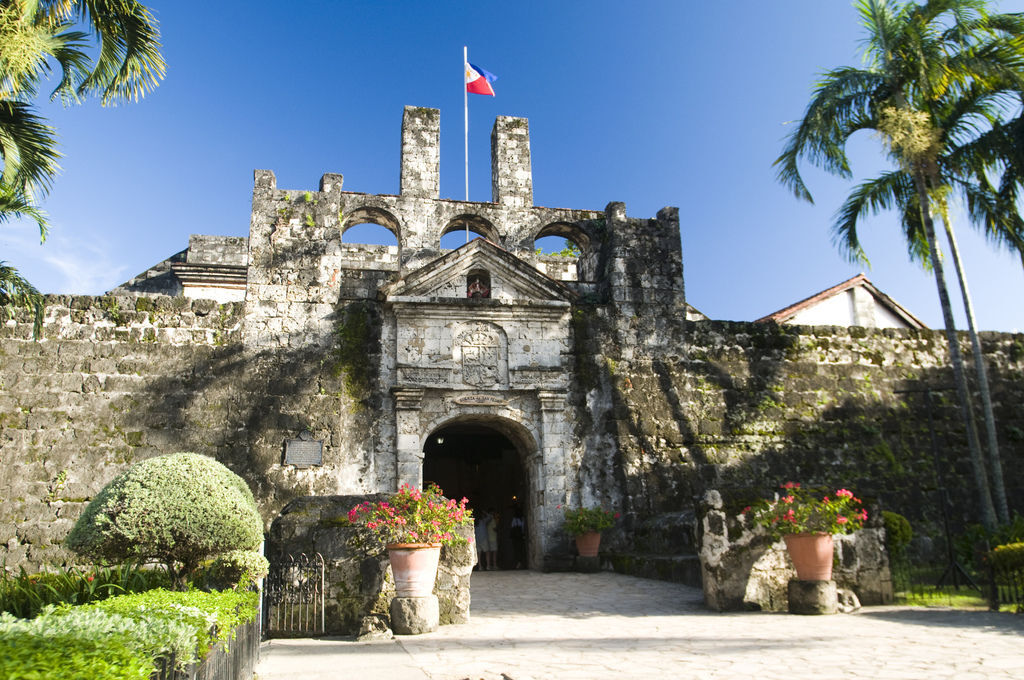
<box><xmin>66</xmin><ymin>453</ymin><xmax>263</xmax><ymax>584</ymax></box>
<box><xmin>882</xmin><ymin>511</ymin><xmax>912</xmax><ymax>556</ymax></box>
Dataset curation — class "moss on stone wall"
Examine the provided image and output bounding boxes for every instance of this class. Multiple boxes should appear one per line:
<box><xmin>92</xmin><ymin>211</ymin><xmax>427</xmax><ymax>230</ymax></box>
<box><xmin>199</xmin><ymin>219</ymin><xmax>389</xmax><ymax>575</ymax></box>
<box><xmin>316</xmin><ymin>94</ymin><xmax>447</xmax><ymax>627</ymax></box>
<box><xmin>329</xmin><ymin>300</ymin><xmax>381</xmax><ymax>408</ymax></box>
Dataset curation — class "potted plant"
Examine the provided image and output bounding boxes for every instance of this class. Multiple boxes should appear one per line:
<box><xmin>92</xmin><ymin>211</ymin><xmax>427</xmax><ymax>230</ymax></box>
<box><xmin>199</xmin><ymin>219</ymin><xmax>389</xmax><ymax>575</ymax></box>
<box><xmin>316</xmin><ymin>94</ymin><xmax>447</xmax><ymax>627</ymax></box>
<box><xmin>747</xmin><ymin>482</ymin><xmax>867</xmax><ymax>580</ymax></box>
<box><xmin>561</xmin><ymin>505</ymin><xmax>619</xmax><ymax>557</ymax></box>
<box><xmin>348</xmin><ymin>483</ymin><xmax>472</xmax><ymax>596</ymax></box>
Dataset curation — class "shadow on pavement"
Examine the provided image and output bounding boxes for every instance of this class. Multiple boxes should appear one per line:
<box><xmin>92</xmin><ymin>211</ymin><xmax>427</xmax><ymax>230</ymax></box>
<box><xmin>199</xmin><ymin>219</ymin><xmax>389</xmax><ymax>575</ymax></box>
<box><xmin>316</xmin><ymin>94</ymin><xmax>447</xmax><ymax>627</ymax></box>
<box><xmin>859</xmin><ymin>608</ymin><xmax>1024</xmax><ymax>634</ymax></box>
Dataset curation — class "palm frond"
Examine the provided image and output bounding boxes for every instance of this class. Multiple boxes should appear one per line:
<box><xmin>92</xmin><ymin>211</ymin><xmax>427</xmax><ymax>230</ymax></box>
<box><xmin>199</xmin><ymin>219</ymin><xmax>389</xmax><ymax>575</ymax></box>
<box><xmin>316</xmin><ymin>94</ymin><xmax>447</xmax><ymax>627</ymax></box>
<box><xmin>0</xmin><ymin>181</ymin><xmax>49</xmax><ymax>239</ymax></box>
<box><xmin>0</xmin><ymin>260</ymin><xmax>44</xmax><ymax>338</ymax></box>
<box><xmin>0</xmin><ymin>100</ymin><xmax>61</xmax><ymax>195</ymax></box>
<box><xmin>774</xmin><ymin>67</ymin><xmax>886</xmax><ymax>201</ymax></box>
<box><xmin>832</xmin><ymin>170</ymin><xmax>916</xmax><ymax>264</ymax></box>
<box><xmin>70</xmin><ymin>0</ymin><xmax>166</xmax><ymax>104</ymax></box>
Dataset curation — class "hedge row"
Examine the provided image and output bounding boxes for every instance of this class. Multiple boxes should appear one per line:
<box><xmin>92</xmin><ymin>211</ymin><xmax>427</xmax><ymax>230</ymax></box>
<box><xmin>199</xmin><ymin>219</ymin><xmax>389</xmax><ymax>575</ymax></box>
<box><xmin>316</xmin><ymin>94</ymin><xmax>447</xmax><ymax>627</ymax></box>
<box><xmin>0</xmin><ymin>589</ymin><xmax>258</xmax><ymax>680</ymax></box>
<box><xmin>990</xmin><ymin>542</ymin><xmax>1024</xmax><ymax>571</ymax></box>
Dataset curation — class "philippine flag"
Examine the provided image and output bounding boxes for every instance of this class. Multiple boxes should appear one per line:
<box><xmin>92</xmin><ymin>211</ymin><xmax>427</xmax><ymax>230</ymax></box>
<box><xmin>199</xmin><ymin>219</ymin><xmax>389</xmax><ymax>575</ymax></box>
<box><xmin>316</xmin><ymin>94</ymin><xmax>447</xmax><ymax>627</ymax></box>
<box><xmin>466</xmin><ymin>62</ymin><xmax>497</xmax><ymax>96</ymax></box>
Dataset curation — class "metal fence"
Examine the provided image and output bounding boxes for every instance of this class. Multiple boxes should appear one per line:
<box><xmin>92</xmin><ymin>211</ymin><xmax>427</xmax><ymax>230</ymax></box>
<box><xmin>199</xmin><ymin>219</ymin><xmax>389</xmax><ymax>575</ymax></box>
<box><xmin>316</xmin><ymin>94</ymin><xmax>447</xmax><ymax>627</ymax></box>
<box><xmin>263</xmin><ymin>553</ymin><xmax>326</xmax><ymax>637</ymax></box>
<box><xmin>151</xmin><ymin>618</ymin><xmax>259</xmax><ymax>680</ymax></box>
<box><xmin>891</xmin><ymin>553</ymin><xmax>1024</xmax><ymax>612</ymax></box>
<box><xmin>990</xmin><ymin>566</ymin><xmax>1024</xmax><ymax>612</ymax></box>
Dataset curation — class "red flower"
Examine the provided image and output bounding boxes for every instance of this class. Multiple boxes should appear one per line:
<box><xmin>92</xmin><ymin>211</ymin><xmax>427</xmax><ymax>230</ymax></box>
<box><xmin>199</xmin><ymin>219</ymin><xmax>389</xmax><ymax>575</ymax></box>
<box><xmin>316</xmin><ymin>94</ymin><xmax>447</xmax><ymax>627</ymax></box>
<box><xmin>837</xmin><ymin>516</ymin><xmax>848</xmax><ymax>525</ymax></box>
<box><xmin>614</xmin><ymin>512</ymin><xmax>621</xmax><ymax>519</ymax></box>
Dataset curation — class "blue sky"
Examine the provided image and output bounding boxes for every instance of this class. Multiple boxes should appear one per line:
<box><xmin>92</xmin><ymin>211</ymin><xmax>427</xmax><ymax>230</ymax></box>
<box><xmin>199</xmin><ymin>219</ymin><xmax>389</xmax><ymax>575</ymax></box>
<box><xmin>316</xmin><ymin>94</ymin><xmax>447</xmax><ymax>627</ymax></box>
<box><xmin>4</xmin><ymin>0</ymin><xmax>1024</xmax><ymax>331</ymax></box>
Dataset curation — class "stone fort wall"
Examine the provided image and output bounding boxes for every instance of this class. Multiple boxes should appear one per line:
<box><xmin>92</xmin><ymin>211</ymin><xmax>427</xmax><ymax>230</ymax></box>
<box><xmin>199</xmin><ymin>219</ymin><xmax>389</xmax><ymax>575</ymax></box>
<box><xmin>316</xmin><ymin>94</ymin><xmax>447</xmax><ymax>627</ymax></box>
<box><xmin>3</xmin><ymin>104</ymin><xmax>1022</xmax><ymax>573</ymax></box>
<box><xmin>3</xmin><ymin>293</ymin><xmax>1022</xmax><ymax>569</ymax></box>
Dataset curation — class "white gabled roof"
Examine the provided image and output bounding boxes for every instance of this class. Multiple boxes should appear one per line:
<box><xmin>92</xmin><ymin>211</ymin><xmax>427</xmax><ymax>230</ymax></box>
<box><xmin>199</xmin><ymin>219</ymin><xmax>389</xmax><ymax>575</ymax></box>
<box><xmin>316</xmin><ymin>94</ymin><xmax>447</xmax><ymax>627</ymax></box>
<box><xmin>755</xmin><ymin>273</ymin><xmax>927</xmax><ymax>329</ymax></box>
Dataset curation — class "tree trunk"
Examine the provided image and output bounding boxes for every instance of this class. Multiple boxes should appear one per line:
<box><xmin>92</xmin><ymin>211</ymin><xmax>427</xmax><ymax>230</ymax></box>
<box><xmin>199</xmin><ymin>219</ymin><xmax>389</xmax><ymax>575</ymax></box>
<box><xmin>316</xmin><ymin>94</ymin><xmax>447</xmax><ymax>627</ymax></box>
<box><xmin>936</xmin><ymin>206</ymin><xmax>1009</xmax><ymax>523</ymax></box>
<box><xmin>913</xmin><ymin>173</ymin><xmax>997</xmax><ymax>530</ymax></box>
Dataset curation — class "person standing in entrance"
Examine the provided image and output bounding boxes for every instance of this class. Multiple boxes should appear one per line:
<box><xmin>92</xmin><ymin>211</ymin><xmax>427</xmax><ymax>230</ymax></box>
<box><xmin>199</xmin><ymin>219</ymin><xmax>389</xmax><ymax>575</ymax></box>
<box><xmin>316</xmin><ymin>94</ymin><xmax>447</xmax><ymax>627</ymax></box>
<box><xmin>510</xmin><ymin>505</ymin><xmax>526</xmax><ymax>569</ymax></box>
<box><xmin>475</xmin><ymin>509</ymin><xmax>497</xmax><ymax>570</ymax></box>
<box><xmin>485</xmin><ymin>508</ymin><xmax>499</xmax><ymax>570</ymax></box>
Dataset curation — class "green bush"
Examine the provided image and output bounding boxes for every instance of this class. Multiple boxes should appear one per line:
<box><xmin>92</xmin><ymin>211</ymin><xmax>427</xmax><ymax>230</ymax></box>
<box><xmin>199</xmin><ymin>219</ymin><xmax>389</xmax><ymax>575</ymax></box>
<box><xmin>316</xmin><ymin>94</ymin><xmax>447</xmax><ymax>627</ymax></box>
<box><xmin>66</xmin><ymin>453</ymin><xmax>264</xmax><ymax>585</ymax></box>
<box><xmin>562</xmin><ymin>506</ymin><xmax>618</xmax><ymax>536</ymax></box>
<box><xmin>193</xmin><ymin>550</ymin><xmax>269</xmax><ymax>591</ymax></box>
<box><xmin>0</xmin><ymin>563</ymin><xmax>169</xmax><ymax>619</ymax></box>
<box><xmin>0</xmin><ymin>608</ymin><xmax>157</xmax><ymax>680</ymax></box>
<box><xmin>0</xmin><ymin>627</ymin><xmax>151</xmax><ymax>680</ymax></box>
<box><xmin>955</xmin><ymin>513</ymin><xmax>1024</xmax><ymax>570</ymax></box>
<box><xmin>85</xmin><ymin>588</ymin><xmax>259</xmax><ymax>657</ymax></box>
<box><xmin>989</xmin><ymin>542</ymin><xmax>1024</xmax><ymax>572</ymax></box>
<box><xmin>882</xmin><ymin>511</ymin><xmax>912</xmax><ymax>557</ymax></box>
<box><xmin>0</xmin><ymin>589</ymin><xmax>259</xmax><ymax>679</ymax></box>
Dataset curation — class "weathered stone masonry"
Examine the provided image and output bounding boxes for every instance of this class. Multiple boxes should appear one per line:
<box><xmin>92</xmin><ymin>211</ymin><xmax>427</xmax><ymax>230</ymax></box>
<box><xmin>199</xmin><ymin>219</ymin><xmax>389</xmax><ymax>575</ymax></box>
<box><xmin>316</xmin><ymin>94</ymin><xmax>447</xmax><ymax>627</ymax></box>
<box><xmin>2</xmin><ymin>105</ymin><xmax>1023</xmax><ymax>600</ymax></box>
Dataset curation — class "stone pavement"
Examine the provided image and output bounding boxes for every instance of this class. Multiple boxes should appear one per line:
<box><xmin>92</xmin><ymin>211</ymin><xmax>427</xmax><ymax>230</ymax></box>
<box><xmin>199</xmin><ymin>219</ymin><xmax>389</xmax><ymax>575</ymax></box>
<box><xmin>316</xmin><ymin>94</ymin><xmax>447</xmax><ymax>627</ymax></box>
<box><xmin>254</xmin><ymin>571</ymin><xmax>1024</xmax><ymax>680</ymax></box>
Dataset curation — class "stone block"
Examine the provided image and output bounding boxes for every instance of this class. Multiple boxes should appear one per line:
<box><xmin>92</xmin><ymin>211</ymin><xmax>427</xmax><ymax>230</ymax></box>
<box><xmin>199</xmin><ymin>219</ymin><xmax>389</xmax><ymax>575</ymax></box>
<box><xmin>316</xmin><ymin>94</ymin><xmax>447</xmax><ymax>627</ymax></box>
<box><xmin>390</xmin><ymin>595</ymin><xmax>439</xmax><ymax>635</ymax></box>
<box><xmin>787</xmin><ymin>579</ymin><xmax>838</xmax><ymax>615</ymax></box>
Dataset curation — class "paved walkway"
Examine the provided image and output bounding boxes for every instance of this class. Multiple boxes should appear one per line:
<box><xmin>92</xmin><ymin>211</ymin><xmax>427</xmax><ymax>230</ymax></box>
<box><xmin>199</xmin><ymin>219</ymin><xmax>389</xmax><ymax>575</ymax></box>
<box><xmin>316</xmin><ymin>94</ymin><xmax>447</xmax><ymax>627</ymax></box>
<box><xmin>255</xmin><ymin>571</ymin><xmax>1024</xmax><ymax>680</ymax></box>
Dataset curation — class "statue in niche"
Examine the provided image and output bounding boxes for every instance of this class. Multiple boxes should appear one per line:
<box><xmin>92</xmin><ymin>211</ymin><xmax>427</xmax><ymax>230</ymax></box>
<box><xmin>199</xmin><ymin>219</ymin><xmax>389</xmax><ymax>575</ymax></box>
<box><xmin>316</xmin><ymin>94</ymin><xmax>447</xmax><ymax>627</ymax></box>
<box><xmin>467</xmin><ymin>269</ymin><xmax>491</xmax><ymax>298</ymax></box>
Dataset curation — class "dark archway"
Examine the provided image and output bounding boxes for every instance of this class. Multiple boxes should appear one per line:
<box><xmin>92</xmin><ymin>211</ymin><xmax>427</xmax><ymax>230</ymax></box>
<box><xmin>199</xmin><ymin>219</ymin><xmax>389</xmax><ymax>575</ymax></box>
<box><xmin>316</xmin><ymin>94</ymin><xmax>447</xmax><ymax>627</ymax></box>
<box><xmin>423</xmin><ymin>421</ymin><xmax>529</xmax><ymax>569</ymax></box>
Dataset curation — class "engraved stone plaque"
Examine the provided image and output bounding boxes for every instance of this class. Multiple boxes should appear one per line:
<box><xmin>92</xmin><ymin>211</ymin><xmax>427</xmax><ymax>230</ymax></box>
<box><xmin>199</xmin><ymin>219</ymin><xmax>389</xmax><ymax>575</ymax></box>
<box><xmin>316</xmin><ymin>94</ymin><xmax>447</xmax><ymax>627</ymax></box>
<box><xmin>284</xmin><ymin>430</ymin><xmax>323</xmax><ymax>468</ymax></box>
<box><xmin>460</xmin><ymin>330</ymin><xmax>500</xmax><ymax>387</ymax></box>
<box><xmin>453</xmin><ymin>394</ymin><xmax>508</xmax><ymax>406</ymax></box>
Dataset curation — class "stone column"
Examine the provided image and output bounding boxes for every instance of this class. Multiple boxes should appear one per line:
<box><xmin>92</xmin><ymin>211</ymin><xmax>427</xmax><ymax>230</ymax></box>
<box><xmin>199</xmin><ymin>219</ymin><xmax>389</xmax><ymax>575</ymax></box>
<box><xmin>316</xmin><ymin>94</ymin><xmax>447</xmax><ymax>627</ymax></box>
<box><xmin>400</xmin><ymin>107</ymin><xmax>440</xmax><ymax>199</ymax></box>
<box><xmin>491</xmin><ymin>116</ymin><xmax>533</xmax><ymax>208</ymax></box>
<box><xmin>393</xmin><ymin>388</ymin><xmax>425</xmax><ymax>489</ymax></box>
<box><xmin>537</xmin><ymin>390</ymin><xmax>568</xmax><ymax>567</ymax></box>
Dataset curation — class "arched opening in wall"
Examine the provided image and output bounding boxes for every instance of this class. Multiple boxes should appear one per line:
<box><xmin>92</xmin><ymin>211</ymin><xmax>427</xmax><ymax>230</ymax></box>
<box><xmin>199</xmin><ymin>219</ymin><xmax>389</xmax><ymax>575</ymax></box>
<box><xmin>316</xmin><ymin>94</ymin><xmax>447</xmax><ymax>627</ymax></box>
<box><xmin>341</xmin><ymin>207</ymin><xmax>401</xmax><ymax>246</ymax></box>
<box><xmin>423</xmin><ymin>418</ymin><xmax>531</xmax><ymax>570</ymax></box>
<box><xmin>533</xmin><ymin>222</ymin><xmax>592</xmax><ymax>282</ymax></box>
<box><xmin>441</xmin><ymin>214</ymin><xmax>499</xmax><ymax>251</ymax></box>
<box><xmin>342</xmin><ymin>222</ymin><xmax>398</xmax><ymax>246</ymax></box>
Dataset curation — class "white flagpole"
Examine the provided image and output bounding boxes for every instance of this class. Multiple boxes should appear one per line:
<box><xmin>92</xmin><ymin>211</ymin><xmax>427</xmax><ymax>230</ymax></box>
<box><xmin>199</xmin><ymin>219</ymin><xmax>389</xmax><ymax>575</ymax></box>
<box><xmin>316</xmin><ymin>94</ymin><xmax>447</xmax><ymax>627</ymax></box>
<box><xmin>463</xmin><ymin>46</ymin><xmax>469</xmax><ymax>202</ymax></box>
<box><xmin>463</xmin><ymin>45</ymin><xmax>470</xmax><ymax>244</ymax></box>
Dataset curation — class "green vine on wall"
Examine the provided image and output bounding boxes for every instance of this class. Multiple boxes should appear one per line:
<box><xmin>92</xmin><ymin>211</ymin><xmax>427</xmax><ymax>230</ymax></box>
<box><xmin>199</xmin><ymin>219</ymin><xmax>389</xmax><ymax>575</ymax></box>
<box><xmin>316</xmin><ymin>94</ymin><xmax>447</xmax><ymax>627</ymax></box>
<box><xmin>329</xmin><ymin>301</ymin><xmax>379</xmax><ymax>408</ymax></box>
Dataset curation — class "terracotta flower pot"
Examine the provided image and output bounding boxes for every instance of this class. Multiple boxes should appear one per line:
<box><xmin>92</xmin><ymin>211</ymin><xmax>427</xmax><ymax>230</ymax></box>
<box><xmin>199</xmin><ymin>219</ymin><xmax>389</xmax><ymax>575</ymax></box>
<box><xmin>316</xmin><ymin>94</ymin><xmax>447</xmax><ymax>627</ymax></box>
<box><xmin>387</xmin><ymin>543</ymin><xmax>442</xmax><ymax>597</ymax></box>
<box><xmin>784</xmin><ymin>533</ymin><xmax>834</xmax><ymax>581</ymax></box>
<box><xmin>575</xmin><ymin>531</ymin><xmax>601</xmax><ymax>557</ymax></box>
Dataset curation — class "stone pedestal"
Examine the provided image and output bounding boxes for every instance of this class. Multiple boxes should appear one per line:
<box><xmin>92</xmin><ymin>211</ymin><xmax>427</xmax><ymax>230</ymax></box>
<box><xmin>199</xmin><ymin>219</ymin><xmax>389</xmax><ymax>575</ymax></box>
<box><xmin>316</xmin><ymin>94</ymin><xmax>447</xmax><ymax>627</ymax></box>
<box><xmin>390</xmin><ymin>595</ymin><xmax>439</xmax><ymax>635</ymax></box>
<box><xmin>574</xmin><ymin>555</ymin><xmax>600</xmax><ymax>573</ymax></box>
<box><xmin>788</xmin><ymin>579</ymin><xmax>838</xmax><ymax>615</ymax></box>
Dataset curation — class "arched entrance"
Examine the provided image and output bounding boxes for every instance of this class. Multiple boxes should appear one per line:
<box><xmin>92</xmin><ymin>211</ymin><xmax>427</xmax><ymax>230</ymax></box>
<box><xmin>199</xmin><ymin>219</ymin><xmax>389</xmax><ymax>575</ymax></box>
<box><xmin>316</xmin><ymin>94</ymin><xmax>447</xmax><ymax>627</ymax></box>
<box><xmin>422</xmin><ymin>418</ymin><xmax>531</xmax><ymax>570</ymax></box>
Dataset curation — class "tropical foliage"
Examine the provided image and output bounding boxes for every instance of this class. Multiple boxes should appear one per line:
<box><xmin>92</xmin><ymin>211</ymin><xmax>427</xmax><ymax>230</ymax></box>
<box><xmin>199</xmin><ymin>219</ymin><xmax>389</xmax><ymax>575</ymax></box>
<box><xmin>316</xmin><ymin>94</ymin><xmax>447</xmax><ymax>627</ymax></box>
<box><xmin>775</xmin><ymin>0</ymin><xmax>1024</xmax><ymax>529</ymax></box>
<box><xmin>0</xmin><ymin>0</ymin><xmax>164</xmax><ymax>319</ymax></box>
<box><xmin>0</xmin><ymin>562</ymin><xmax>169</xmax><ymax>619</ymax></box>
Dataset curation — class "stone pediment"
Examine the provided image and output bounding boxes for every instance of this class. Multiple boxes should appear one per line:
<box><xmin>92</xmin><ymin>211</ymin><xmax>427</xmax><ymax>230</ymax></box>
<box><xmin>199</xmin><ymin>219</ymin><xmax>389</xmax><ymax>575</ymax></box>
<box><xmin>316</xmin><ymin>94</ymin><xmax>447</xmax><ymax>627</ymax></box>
<box><xmin>381</xmin><ymin>238</ymin><xmax>576</xmax><ymax>304</ymax></box>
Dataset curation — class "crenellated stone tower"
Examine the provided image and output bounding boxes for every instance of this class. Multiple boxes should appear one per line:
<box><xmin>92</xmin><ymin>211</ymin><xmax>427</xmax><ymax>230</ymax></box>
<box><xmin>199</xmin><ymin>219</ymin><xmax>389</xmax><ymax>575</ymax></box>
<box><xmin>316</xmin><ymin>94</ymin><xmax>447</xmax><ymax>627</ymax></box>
<box><xmin>238</xmin><ymin>105</ymin><xmax>686</xmax><ymax>567</ymax></box>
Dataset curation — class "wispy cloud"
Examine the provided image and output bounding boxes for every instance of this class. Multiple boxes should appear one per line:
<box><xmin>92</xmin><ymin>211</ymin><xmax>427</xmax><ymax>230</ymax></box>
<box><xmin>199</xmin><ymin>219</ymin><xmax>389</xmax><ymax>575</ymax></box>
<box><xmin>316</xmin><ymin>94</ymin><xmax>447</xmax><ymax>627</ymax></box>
<box><xmin>1</xmin><ymin>219</ymin><xmax>128</xmax><ymax>295</ymax></box>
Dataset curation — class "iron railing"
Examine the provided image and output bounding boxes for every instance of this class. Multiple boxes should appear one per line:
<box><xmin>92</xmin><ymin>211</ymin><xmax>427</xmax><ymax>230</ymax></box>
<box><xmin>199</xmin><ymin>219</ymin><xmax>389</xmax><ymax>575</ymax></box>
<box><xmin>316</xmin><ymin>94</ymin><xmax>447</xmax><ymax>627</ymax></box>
<box><xmin>263</xmin><ymin>553</ymin><xmax>326</xmax><ymax>637</ymax></box>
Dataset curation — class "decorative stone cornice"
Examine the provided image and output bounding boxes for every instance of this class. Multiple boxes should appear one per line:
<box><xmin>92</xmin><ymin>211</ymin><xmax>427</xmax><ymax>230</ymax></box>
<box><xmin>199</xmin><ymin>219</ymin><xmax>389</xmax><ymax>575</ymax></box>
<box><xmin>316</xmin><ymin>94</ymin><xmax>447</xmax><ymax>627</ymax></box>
<box><xmin>392</xmin><ymin>387</ymin><xmax>425</xmax><ymax>410</ymax></box>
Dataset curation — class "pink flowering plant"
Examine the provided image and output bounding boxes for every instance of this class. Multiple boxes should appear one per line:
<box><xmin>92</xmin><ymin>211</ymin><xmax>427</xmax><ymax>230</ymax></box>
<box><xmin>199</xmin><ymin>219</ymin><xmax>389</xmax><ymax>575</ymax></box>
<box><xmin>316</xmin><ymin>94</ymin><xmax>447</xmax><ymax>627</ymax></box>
<box><xmin>747</xmin><ymin>482</ymin><xmax>867</xmax><ymax>538</ymax></box>
<box><xmin>562</xmin><ymin>506</ymin><xmax>620</xmax><ymax>536</ymax></box>
<box><xmin>347</xmin><ymin>483</ymin><xmax>473</xmax><ymax>547</ymax></box>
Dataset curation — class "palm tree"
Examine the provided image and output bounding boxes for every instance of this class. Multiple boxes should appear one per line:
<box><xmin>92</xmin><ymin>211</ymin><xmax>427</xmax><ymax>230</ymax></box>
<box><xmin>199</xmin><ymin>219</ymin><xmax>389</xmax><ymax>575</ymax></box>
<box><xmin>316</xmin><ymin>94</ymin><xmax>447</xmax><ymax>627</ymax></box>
<box><xmin>0</xmin><ymin>0</ymin><xmax>164</xmax><ymax>324</ymax></box>
<box><xmin>775</xmin><ymin>0</ymin><xmax>1024</xmax><ymax>530</ymax></box>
